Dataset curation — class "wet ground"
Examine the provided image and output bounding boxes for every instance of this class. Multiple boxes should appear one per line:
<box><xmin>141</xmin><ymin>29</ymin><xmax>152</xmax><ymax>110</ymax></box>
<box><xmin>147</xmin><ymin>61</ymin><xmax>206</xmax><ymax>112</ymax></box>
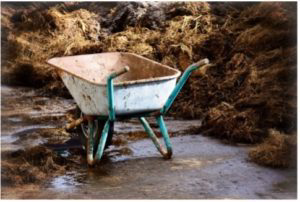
<box><xmin>1</xmin><ymin>86</ymin><xmax>297</xmax><ymax>199</ymax></box>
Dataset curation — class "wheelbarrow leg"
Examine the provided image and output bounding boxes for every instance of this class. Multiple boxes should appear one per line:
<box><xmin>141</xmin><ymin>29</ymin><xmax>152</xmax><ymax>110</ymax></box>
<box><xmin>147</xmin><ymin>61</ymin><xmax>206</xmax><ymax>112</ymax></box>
<box><xmin>86</xmin><ymin>119</ymin><xmax>110</xmax><ymax>166</ymax></box>
<box><xmin>87</xmin><ymin>66</ymin><xmax>129</xmax><ymax>166</ymax></box>
<box><xmin>139</xmin><ymin>59</ymin><xmax>210</xmax><ymax>160</ymax></box>
<box><xmin>156</xmin><ymin>115</ymin><xmax>172</xmax><ymax>158</ymax></box>
<box><xmin>94</xmin><ymin>120</ymin><xmax>110</xmax><ymax>161</ymax></box>
<box><xmin>86</xmin><ymin>119</ymin><xmax>95</xmax><ymax>165</ymax></box>
<box><xmin>139</xmin><ymin>115</ymin><xmax>172</xmax><ymax>159</ymax></box>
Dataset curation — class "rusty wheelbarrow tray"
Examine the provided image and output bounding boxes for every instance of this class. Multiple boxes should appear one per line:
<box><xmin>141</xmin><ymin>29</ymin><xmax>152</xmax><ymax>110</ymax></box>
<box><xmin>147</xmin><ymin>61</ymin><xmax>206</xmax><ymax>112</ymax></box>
<box><xmin>48</xmin><ymin>52</ymin><xmax>209</xmax><ymax>166</ymax></box>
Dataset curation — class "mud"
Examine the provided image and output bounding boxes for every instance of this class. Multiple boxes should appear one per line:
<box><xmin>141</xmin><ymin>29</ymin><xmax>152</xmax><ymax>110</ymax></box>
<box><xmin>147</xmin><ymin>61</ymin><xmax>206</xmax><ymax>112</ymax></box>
<box><xmin>2</xmin><ymin>134</ymin><xmax>297</xmax><ymax>199</ymax></box>
<box><xmin>1</xmin><ymin>86</ymin><xmax>297</xmax><ymax>199</ymax></box>
<box><xmin>1</xmin><ymin>85</ymin><xmax>75</xmax><ymax>152</ymax></box>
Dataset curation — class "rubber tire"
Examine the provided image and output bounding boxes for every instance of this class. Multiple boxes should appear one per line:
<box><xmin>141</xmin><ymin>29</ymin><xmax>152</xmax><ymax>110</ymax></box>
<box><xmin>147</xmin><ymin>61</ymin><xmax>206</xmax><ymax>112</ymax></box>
<box><xmin>75</xmin><ymin>107</ymin><xmax>114</xmax><ymax>154</ymax></box>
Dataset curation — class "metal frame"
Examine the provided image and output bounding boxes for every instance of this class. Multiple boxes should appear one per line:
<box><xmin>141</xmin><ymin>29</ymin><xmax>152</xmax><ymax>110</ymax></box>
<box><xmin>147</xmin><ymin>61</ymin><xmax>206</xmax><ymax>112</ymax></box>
<box><xmin>86</xmin><ymin>59</ymin><xmax>209</xmax><ymax>166</ymax></box>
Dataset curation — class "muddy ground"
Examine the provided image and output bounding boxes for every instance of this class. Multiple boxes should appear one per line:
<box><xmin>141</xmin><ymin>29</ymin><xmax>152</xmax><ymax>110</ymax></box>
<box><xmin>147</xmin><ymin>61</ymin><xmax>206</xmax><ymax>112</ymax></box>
<box><xmin>1</xmin><ymin>86</ymin><xmax>296</xmax><ymax>199</ymax></box>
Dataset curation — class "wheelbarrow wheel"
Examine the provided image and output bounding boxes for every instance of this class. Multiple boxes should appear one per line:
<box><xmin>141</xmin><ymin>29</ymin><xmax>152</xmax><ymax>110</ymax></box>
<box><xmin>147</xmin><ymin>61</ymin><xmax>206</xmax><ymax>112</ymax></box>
<box><xmin>75</xmin><ymin>107</ymin><xmax>114</xmax><ymax>153</ymax></box>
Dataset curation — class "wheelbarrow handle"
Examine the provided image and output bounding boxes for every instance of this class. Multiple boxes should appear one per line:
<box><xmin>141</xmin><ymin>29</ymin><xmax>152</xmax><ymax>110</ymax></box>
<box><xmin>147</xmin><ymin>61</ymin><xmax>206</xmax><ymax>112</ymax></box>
<box><xmin>160</xmin><ymin>58</ymin><xmax>209</xmax><ymax>115</ymax></box>
<box><xmin>191</xmin><ymin>58</ymin><xmax>209</xmax><ymax>68</ymax></box>
<box><xmin>107</xmin><ymin>66</ymin><xmax>130</xmax><ymax>121</ymax></box>
<box><xmin>110</xmin><ymin>66</ymin><xmax>130</xmax><ymax>79</ymax></box>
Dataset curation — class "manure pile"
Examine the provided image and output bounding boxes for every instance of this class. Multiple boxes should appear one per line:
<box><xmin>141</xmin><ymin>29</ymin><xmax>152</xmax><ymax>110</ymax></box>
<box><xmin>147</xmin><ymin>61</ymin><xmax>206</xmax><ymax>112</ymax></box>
<box><xmin>1</xmin><ymin>2</ymin><xmax>297</xmax><ymax>167</ymax></box>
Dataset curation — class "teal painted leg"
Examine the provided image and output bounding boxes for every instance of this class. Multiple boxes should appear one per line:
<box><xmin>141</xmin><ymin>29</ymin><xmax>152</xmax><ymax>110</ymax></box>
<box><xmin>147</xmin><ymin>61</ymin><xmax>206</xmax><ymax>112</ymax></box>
<box><xmin>156</xmin><ymin>115</ymin><xmax>172</xmax><ymax>157</ymax></box>
<box><xmin>86</xmin><ymin>118</ymin><xmax>110</xmax><ymax>166</ymax></box>
<box><xmin>86</xmin><ymin>67</ymin><xmax>129</xmax><ymax>166</ymax></box>
<box><xmin>139</xmin><ymin>116</ymin><xmax>172</xmax><ymax>159</ymax></box>
<box><xmin>95</xmin><ymin>120</ymin><xmax>110</xmax><ymax>161</ymax></box>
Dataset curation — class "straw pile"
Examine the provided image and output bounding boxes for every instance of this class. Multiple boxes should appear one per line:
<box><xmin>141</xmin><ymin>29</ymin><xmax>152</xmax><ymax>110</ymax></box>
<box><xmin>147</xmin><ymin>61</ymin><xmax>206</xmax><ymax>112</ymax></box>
<box><xmin>1</xmin><ymin>4</ymin><xmax>103</xmax><ymax>95</ymax></box>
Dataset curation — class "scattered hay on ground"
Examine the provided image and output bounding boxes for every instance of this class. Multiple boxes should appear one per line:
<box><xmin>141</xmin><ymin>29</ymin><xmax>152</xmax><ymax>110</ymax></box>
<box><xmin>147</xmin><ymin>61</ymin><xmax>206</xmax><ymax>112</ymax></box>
<box><xmin>1</xmin><ymin>146</ymin><xmax>66</xmax><ymax>186</ymax></box>
<box><xmin>248</xmin><ymin>129</ymin><xmax>296</xmax><ymax>168</ymax></box>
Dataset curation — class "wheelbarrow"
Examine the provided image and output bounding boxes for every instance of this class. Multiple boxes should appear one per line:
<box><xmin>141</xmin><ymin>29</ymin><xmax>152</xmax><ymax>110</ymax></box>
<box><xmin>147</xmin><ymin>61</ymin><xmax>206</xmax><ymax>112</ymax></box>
<box><xmin>47</xmin><ymin>52</ymin><xmax>209</xmax><ymax>166</ymax></box>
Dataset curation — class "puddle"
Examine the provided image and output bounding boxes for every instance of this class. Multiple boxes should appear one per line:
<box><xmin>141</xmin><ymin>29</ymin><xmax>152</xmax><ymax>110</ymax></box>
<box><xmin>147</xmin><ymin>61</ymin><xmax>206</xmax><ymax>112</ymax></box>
<box><xmin>49</xmin><ymin>171</ymin><xmax>85</xmax><ymax>192</ymax></box>
<box><xmin>58</xmin><ymin>150</ymin><xmax>71</xmax><ymax>158</ymax></box>
<box><xmin>1</xmin><ymin>85</ymin><xmax>75</xmax><ymax>152</ymax></box>
<box><xmin>1</xmin><ymin>126</ymin><xmax>61</xmax><ymax>152</ymax></box>
<box><xmin>3</xmin><ymin>125</ymin><xmax>55</xmax><ymax>137</ymax></box>
<box><xmin>6</xmin><ymin>117</ymin><xmax>23</xmax><ymax>123</ymax></box>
